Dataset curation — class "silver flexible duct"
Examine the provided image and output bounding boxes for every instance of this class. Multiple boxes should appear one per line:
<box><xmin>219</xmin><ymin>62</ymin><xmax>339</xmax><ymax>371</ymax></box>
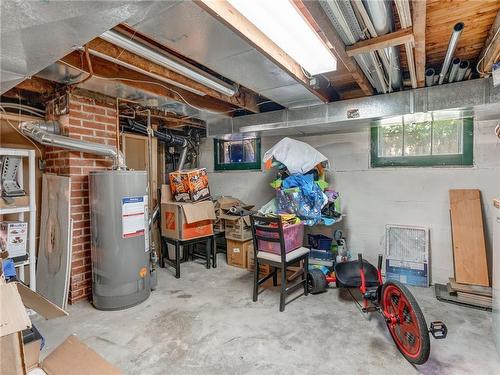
<box><xmin>438</xmin><ymin>22</ymin><xmax>465</xmax><ymax>84</ymax></box>
<box><xmin>19</xmin><ymin>121</ymin><xmax>126</xmax><ymax>169</ymax></box>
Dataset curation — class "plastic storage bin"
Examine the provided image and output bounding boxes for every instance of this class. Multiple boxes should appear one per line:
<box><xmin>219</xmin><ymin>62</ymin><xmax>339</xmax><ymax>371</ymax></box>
<box><xmin>256</xmin><ymin>222</ymin><xmax>304</xmax><ymax>255</ymax></box>
<box><xmin>307</xmin><ymin>234</ymin><xmax>333</xmax><ymax>250</ymax></box>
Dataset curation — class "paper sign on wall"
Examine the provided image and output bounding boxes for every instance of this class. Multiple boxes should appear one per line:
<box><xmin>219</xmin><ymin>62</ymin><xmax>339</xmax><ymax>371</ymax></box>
<box><xmin>122</xmin><ymin>196</ymin><xmax>147</xmax><ymax>240</ymax></box>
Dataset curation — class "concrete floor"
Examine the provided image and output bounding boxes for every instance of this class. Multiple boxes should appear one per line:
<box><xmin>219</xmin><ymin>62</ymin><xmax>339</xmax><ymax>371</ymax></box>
<box><xmin>33</xmin><ymin>255</ymin><xmax>499</xmax><ymax>375</ymax></box>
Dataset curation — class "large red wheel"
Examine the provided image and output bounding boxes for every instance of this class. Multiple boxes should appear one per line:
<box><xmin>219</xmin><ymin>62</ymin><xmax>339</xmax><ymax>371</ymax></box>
<box><xmin>382</xmin><ymin>281</ymin><xmax>430</xmax><ymax>365</ymax></box>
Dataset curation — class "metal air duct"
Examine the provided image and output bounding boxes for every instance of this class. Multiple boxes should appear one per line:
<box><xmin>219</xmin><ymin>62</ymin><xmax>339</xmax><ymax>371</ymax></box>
<box><xmin>438</xmin><ymin>22</ymin><xmax>465</xmax><ymax>84</ymax></box>
<box><xmin>320</xmin><ymin>0</ymin><xmax>388</xmax><ymax>93</ymax></box>
<box><xmin>456</xmin><ymin>60</ymin><xmax>470</xmax><ymax>81</ymax></box>
<box><xmin>448</xmin><ymin>58</ymin><xmax>461</xmax><ymax>82</ymax></box>
<box><xmin>359</xmin><ymin>0</ymin><xmax>402</xmax><ymax>90</ymax></box>
<box><xmin>425</xmin><ymin>68</ymin><xmax>435</xmax><ymax>87</ymax></box>
<box><xmin>19</xmin><ymin>121</ymin><xmax>126</xmax><ymax>169</ymax></box>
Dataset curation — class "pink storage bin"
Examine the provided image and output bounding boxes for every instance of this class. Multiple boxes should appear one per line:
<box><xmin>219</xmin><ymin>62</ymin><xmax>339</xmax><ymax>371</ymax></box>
<box><xmin>256</xmin><ymin>222</ymin><xmax>304</xmax><ymax>255</ymax></box>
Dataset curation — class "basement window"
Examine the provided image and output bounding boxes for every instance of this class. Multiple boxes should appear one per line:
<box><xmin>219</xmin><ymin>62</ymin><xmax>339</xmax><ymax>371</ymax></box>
<box><xmin>371</xmin><ymin>115</ymin><xmax>473</xmax><ymax>167</ymax></box>
<box><xmin>214</xmin><ymin>137</ymin><xmax>261</xmax><ymax>171</ymax></box>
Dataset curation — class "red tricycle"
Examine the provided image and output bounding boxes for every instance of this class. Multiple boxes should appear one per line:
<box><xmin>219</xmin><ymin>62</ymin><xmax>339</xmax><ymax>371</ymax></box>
<box><xmin>308</xmin><ymin>253</ymin><xmax>447</xmax><ymax>365</ymax></box>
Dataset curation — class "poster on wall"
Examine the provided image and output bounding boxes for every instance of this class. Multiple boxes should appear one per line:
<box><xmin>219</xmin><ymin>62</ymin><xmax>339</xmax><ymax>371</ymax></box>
<box><xmin>122</xmin><ymin>196</ymin><xmax>148</xmax><ymax>246</ymax></box>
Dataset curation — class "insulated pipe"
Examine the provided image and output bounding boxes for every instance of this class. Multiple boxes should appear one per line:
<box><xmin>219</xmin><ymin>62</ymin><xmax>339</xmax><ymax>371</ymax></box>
<box><xmin>425</xmin><ymin>68</ymin><xmax>435</xmax><ymax>87</ymax></box>
<box><xmin>123</xmin><ymin>119</ymin><xmax>187</xmax><ymax>147</ymax></box>
<box><xmin>19</xmin><ymin>121</ymin><xmax>126</xmax><ymax>169</ymax></box>
<box><xmin>448</xmin><ymin>58</ymin><xmax>461</xmax><ymax>82</ymax></box>
<box><xmin>438</xmin><ymin>22</ymin><xmax>465</xmax><ymax>84</ymax></box>
<box><xmin>456</xmin><ymin>60</ymin><xmax>470</xmax><ymax>81</ymax></box>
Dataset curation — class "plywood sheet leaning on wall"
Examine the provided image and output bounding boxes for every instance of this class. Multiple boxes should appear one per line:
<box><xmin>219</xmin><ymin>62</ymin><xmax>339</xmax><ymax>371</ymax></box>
<box><xmin>449</xmin><ymin>189</ymin><xmax>489</xmax><ymax>287</ymax></box>
<box><xmin>36</xmin><ymin>174</ymin><xmax>72</xmax><ymax>308</ymax></box>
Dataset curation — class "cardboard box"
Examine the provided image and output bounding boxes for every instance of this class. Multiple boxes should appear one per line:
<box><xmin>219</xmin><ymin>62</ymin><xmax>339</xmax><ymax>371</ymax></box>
<box><xmin>221</xmin><ymin>214</ymin><xmax>252</xmax><ymax>241</ymax></box>
<box><xmin>161</xmin><ymin>185</ymin><xmax>216</xmax><ymax>240</ymax></box>
<box><xmin>0</xmin><ymin>221</ymin><xmax>28</xmax><ymax>261</ymax></box>
<box><xmin>247</xmin><ymin>245</ymin><xmax>271</xmax><ymax>276</ymax></box>
<box><xmin>226</xmin><ymin>239</ymin><xmax>253</xmax><ymax>268</ymax></box>
<box><xmin>169</xmin><ymin>168</ymin><xmax>210</xmax><ymax>203</ymax></box>
<box><xmin>0</xmin><ymin>279</ymin><xmax>123</xmax><ymax>375</ymax></box>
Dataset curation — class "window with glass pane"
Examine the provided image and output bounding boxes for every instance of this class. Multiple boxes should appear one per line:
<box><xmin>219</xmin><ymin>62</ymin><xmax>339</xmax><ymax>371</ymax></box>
<box><xmin>371</xmin><ymin>117</ymin><xmax>472</xmax><ymax>167</ymax></box>
<box><xmin>214</xmin><ymin>138</ymin><xmax>261</xmax><ymax>170</ymax></box>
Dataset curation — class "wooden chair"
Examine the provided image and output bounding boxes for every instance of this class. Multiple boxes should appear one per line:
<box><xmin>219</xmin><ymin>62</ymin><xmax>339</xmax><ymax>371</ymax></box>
<box><xmin>250</xmin><ymin>215</ymin><xmax>309</xmax><ymax>312</ymax></box>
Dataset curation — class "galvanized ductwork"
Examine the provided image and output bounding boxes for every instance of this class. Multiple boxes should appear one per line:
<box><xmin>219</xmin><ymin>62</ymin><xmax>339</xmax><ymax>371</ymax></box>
<box><xmin>320</xmin><ymin>0</ymin><xmax>403</xmax><ymax>93</ymax></box>
<box><xmin>438</xmin><ymin>22</ymin><xmax>465</xmax><ymax>84</ymax></box>
<box><xmin>19</xmin><ymin>121</ymin><xmax>126</xmax><ymax>169</ymax></box>
<box><xmin>360</xmin><ymin>0</ymin><xmax>402</xmax><ymax>91</ymax></box>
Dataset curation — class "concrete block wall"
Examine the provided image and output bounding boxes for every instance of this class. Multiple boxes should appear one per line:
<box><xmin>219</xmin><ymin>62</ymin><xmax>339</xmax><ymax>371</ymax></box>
<box><xmin>199</xmin><ymin>117</ymin><xmax>500</xmax><ymax>284</ymax></box>
<box><xmin>45</xmin><ymin>93</ymin><xmax>117</xmax><ymax>303</ymax></box>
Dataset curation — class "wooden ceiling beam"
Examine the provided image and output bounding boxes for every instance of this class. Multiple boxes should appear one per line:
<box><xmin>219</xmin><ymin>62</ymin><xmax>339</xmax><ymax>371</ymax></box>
<box><xmin>8</xmin><ymin>77</ymin><xmax>55</xmax><ymax>95</ymax></box>
<box><xmin>60</xmin><ymin>51</ymin><xmax>239</xmax><ymax>115</ymax></box>
<box><xmin>300</xmin><ymin>1</ymin><xmax>374</xmax><ymax>96</ymax></box>
<box><xmin>478</xmin><ymin>10</ymin><xmax>500</xmax><ymax>76</ymax></box>
<box><xmin>412</xmin><ymin>0</ymin><xmax>427</xmax><ymax>87</ymax></box>
<box><xmin>346</xmin><ymin>28</ymin><xmax>414</xmax><ymax>57</ymax></box>
<box><xmin>194</xmin><ymin>0</ymin><xmax>331</xmax><ymax>103</ymax></box>
<box><xmin>86</xmin><ymin>37</ymin><xmax>260</xmax><ymax>113</ymax></box>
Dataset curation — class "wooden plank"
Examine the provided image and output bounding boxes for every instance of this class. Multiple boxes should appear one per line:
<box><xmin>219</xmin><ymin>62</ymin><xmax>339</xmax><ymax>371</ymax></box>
<box><xmin>456</xmin><ymin>291</ymin><xmax>492</xmax><ymax>304</ymax></box>
<box><xmin>412</xmin><ymin>0</ymin><xmax>426</xmax><ymax>87</ymax></box>
<box><xmin>87</xmin><ymin>37</ymin><xmax>260</xmax><ymax>113</ymax></box>
<box><xmin>478</xmin><ymin>10</ymin><xmax>500</xmax><ymax>75</ymax></box>
<box><xmin>448</xmin><ymin>277</ymin><xmax>492</xmax><ymax>297</ymax></box>
<box><xmin>195</xmin><ymin>0</ymin><xmax>331</xmax><ymax>103</ymax></box>
<box><xmin>346</xmin><ymin>28</ymin><xmax>414</xmax><ymax>57</ymax></box>
<box><xmin>36</xmin><ymin>174</ymin><xmax>72</xmax><ymax>309</ymax></box>
<box><xmin>60</xmin><ymin>51</ymin><xmax>238</xmax><ymax>115</ymax></box>
<box><xmin>300</xmin><ymin>0</ymin><xmax>374</xmax><ymax>96</ymax></box>
<box><xmin>449</xmin><ymin>189</ymin><xmax>489</xmax><ymax>287</ymax></box>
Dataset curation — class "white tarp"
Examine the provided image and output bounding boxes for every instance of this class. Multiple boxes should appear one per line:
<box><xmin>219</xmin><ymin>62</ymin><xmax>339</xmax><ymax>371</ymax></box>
<box><xmin>263</xmin><ymin>137</ymin><xmax>329</xmax><ymax>174</ymax></box>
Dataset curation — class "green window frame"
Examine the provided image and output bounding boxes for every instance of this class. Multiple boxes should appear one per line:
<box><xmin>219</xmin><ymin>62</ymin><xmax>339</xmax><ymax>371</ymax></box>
<box><xmin>214</xmin><ymin>137</ymin><xmax>262</xmax><ymax>171</ymax></box>
<box><xmin>371</xmin><ymin>117</ymin><xmax>473</xmax><ymax>167</ymax></box>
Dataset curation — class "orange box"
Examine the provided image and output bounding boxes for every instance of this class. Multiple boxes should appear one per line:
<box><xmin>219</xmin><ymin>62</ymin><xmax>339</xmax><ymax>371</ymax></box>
<box><xmin>161</xmin><ymin>185</ymin><xmax>216</xmax><ymax>240</ymax></box>
<box><xmin>169</xmin><ymin>168</ymin><xmax>211</xmax><ymax>202</ymax></box>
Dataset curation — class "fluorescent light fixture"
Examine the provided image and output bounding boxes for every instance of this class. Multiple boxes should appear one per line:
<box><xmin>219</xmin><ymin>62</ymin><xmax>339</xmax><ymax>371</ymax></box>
<box><xmin>100</xmin><ymin>30</ymin><xmax>237</xmax><ymax>97</ymax></box>
<box><xmin>84</xmin><ymin>47</ymin><xmax>207</xmax><ymax>96</ymax></box>
<box><xmin>228</xmin><ymin>0</ymin><xmax>337</xmax><ymax>75</ymax></box>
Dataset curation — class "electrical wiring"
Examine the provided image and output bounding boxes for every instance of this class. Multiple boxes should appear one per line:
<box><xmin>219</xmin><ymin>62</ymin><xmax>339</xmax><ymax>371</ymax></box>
<box><xmin>0</xmin><ymin>103</ymin><xmax>45</xmax><ymax>114</ymax></box>
<box><xmin>59</xmin><ymin>59</ymin><xmax>243</xmax><ymax>118</ymax></box>
<box><xmin>0</xmin><ymin>106</ymin><xmax>43</xmax><ymax>157</ymax></box>
<box><xmin>477</xmin><ymin>26</ymin><xmax>500</xmax><ymax>75</ymax></box>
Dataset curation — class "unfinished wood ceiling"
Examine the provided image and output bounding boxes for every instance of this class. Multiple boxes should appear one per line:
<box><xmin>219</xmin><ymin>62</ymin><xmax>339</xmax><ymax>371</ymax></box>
<box><xmin>399</xmin><ymin>0</ymin><xmax>499</xmax><ymax>72</ymax></box>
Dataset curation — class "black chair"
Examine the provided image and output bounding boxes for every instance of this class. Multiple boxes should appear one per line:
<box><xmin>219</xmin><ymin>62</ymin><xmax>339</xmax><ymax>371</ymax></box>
<box><xmin>250</xmin><ymin>215</ymin><xmax>309</xmax><ymax>312</ymax></box>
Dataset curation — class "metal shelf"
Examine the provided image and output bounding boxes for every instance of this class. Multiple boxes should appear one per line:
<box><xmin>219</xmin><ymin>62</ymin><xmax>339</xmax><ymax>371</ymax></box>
<box><xmin>0</xmin><ymin>205</ymin><xmax>30</xmax><ymax>215</ymax></box>
<box><xmin>0</xmin><ymin>147</ymin><xmax>37</xmax><ymax>291</ymax></box>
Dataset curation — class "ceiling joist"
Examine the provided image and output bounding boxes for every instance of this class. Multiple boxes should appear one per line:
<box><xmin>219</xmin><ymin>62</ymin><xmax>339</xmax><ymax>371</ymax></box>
<box><xmin>60</xmin><ymin>51</ymin><xmax>240</xmax><ymax>115</ymax></box>
<box><xmin>346</xmin><ymin>28</ymin><xmax>414</xmax><ymax>57</ymax></box>
<box><xmin>87</xmin><ymin>35</ymin><xmax>260</xmax><ymax>113</ymax></box>
<box><xmin>412</xmin><ymin>0</ymin><xmax>427</xmax><ymax>87</ymax></box>
<box><xmin>194</xmin><ymin>0</ymin><xmax>331</xmax><ymax>103</ymax></box>
<box><xmin>300</xmin><ymin>0</ymin><xmax>374</xmax><ymax>96</ymax></box>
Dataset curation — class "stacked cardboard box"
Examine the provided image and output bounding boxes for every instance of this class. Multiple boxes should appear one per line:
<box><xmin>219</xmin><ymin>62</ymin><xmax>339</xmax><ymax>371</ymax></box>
<box><xmin>169</xmin><ymin>168</ymin><xmax>211</xmax><ymax>203</ymax></box>
<box><xmin>226</xmin><ymin>239</ymin><xmax>253</xmax><ymax>268</ymax></box>
<box><xmin>160</xmin><ymin>185</ymin><xmax>216</xmax><ymax>241</ymax></box>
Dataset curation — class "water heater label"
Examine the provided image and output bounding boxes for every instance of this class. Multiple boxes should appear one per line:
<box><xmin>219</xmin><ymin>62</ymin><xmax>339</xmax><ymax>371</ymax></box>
<box><xmin>122</xmin><ymin>196</ymin><xmax>146</xmax><ymax>239</ymax></box>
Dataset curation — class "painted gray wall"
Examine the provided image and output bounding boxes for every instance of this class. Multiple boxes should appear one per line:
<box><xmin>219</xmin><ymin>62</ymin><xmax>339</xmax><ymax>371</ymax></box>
<box><xmin>199</xmin><ymin>117</ymin><xmax>500</xmax><ymax>284</ymax></box>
